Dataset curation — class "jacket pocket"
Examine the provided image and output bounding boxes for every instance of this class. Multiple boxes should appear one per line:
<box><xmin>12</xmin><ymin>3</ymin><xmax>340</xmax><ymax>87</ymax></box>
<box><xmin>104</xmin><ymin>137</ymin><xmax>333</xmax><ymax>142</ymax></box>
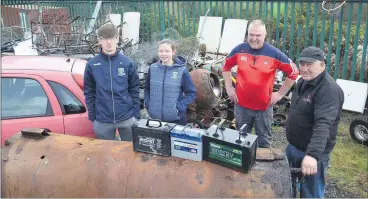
<box><xmin>113</xmin><ymin>93</ymin><xmax>134</xmax><ymax>119</ymax></box>
<box><xmin>95</xmin><ymin>98</ymin><xmax>110</xmax><ymax>121</ymax></box>
<box><xmin>123</xmin><ymin>94</ymin><xmax>133</xmax><ymax>107</ymax></box>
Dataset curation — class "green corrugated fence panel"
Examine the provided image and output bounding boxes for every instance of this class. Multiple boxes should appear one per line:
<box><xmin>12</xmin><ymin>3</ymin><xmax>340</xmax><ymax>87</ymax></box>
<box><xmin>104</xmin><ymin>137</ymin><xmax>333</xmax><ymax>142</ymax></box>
<box><xmin>182</xmin><ymin>1</ymin><xmax>186</xmax><ymax>36</ymax></box>
<box><xmin>319</xmin><ymin>10</ymin><xmax>327</xmax><ymax>51</ymax></box>
<box><xmin>171</xmin><ymin>1</ymin><xmax>175</xmax><ymax>37</ymax></box>
<box><xmin>289</xmin><ymin>2</ymin><xmax>295</xmax><ymax>60</ymax></box>
<box><xmin>176</xmin><ymin>1</ymin><xmax>180</xmax><ymax>36</ymax></box>
<box><xmin>245</xmin><ymin>1</ymin><xmax>249</xmax><ymax>19</ymax></box>
<box><xmin>159</xmin><ymin>0</ymin><xmax>165</xmax><ymax>36</ymax></box>
<box><xmin>312</xmin><ymin>2</ymin><xmax>318</xmax><ymax>46</ymax></box>
<box><xmin>281</xmin><ymin>3</ymin><xmax>288</xmax><ymax>53</ymax></box>
<box><xmin>350</xmin><ymin>3</ymin><xmax>363</xmax><ymax>81</ymax></box>
<box><xmin>342</xmin><ymin>3</ymin><xmax>354</xmax><ymax>79</ymax></box>
<box><xmin>226</xmin><ymin>1</ymin><xmax>230</xmax><ymax>19</ymax></box>
<box><xmin>334</xmin><ymin>8</ymin><xmax>344</xmax><ymax>79</ymax></box>
<box><xmin>326</xmin><ymin>16</ymin><xmax>335</xmax><ymax>73</ymax></box>
<box><xmin>262</xmin><ymin>1</ymin><xmax>267</xmax><ymax>20</ymax></box>
<box><xmin>270</xmin><ymin>2</ymin><xmax>273</xmax><ymax>19</ymax></box>
<box><xmin>187</xmin><ymin>1</ymin><xmax>190</xmax><ymax>37</ymax></box>
<box><xmin>275</xmin><ymin>2</ymin><xmax>281</xmax><ymax>45</ymax></box>
<box><xmin>233</xmin><ymin>1</ymin><xmax>237</xmax><ymax>19</ymax></box>
<box><xmin>295</xmin><ymin>1</ymin><xmax>303</xmax><ymax>62</ymax></box>
<box><xmin>193</xmin><ymin>1</ymin><xmax>197</xmax><ymax>35</ymax></box>
<box><xmin>360</xmin><ymin>12</ymin><xmax>368</xmax><ymax>82</ymax></box>
<box><xmin>304</xmin><ymin>3</ymin><xmax>311</xmax><ymax>48</ymax></box>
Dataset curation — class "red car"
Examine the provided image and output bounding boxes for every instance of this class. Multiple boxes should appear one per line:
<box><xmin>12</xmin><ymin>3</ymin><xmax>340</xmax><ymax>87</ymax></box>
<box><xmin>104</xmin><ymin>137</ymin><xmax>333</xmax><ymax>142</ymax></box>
<box><xmin>1</xmin><ymin>55</ymin><xmax>95</xmax><ymax>144</ymax></box>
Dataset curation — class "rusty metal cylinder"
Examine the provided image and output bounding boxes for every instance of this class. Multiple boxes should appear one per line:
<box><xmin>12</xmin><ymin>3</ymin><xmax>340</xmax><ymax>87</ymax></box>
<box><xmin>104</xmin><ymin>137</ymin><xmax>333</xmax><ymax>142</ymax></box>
<box><xmin>190</xmin><ymin>69</ymin><xmax>222</xmax><ymax>110</ymax></box>
<box><xmin>2</xmin><ymin>130</ymin><xmax>292</xmax><ymax>198</ymax></box>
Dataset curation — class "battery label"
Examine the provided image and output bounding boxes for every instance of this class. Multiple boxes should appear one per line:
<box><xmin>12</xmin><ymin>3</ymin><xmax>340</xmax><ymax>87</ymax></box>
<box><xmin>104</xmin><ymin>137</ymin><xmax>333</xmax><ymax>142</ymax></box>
<box><xmin>138</xmin><ymin>136</ymin><xmax>162</xmax><ymax>149</ymax></box>
<box><xmin>209</xmin><ymin>142</ymin><xmax>242</xmax><ymax>167</ymax></box>
<box><xmin>173</xmin><ymin>140</ymin><xmax>198</xmax><ymax>154</ymax></box>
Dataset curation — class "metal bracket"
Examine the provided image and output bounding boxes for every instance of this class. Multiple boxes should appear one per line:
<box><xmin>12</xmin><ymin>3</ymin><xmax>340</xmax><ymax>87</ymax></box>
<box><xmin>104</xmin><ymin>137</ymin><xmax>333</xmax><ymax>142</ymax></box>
<box><xmin>21</xmin><ymin>128</ymin><xmax>50</xmax><ymax>139</ymax></box>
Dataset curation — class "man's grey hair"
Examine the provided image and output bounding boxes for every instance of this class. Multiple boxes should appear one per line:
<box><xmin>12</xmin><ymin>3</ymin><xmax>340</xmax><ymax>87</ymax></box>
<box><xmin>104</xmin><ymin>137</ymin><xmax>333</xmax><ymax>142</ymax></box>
<box><xmin>248</xmin><ymin>19</ymin><xmax>267</xmax><ymax>34</ymax></box>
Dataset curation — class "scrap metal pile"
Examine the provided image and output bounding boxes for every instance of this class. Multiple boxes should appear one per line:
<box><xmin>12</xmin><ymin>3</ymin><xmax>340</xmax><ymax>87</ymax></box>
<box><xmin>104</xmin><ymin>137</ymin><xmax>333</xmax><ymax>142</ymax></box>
<box><xmin>28</xmin><ymin>11</ymin><xmax>135</xmax><ymax>56</ymax></box>
<box><xmin>122</xmin><ymin>27</ymin><xmax>237</xmax><ymax>129</ymax></box>
<box><xmin>1</xmin><ymin>26</ymin><xmax>31</xmax><ymax>53</ymax></box>
<box><xmin>1</xmin><ymin>12</ymin><xmax>132</xmax><ymax>56</ymax></box>
<box><xmin>123</xmin><ymin>26</ymin><xmax>292</xmax><ymax>129</ymax></box>
<box><xmin>29</xmin><ymin>13</ymin><xmax>95</xmax><ymax>55</ymax></box>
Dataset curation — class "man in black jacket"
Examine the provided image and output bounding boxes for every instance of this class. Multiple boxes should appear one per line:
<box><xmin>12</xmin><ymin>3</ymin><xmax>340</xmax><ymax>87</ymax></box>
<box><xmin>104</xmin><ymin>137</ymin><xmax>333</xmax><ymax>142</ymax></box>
<box><xmin>285</xmin><ymin>46</ymin><xmax>344</xmax><ymax>198</ymax></box>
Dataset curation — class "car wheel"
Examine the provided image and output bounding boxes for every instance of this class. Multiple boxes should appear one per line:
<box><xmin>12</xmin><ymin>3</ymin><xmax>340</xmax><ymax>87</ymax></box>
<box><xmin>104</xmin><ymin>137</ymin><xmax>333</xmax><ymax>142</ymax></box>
<box><xmin>349</xmin><ymin>116</ymin><xmax>368</xmax><ymax>146</ymax></box>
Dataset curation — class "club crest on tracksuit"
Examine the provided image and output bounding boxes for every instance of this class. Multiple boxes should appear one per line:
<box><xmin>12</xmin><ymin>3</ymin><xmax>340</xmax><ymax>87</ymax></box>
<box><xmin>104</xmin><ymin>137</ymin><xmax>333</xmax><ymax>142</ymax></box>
<box><xmin>118</xmin><ymin>68</ymin><xmax>125</xmax><ymax>76</ymax></box>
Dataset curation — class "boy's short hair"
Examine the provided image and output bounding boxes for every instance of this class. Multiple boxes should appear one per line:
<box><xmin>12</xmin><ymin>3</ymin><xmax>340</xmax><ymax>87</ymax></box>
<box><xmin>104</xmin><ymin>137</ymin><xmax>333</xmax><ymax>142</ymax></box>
<box><xmin>97</xmin><ymin>23</ymin><xmax>118</xmax><ymax>38</ymax></box>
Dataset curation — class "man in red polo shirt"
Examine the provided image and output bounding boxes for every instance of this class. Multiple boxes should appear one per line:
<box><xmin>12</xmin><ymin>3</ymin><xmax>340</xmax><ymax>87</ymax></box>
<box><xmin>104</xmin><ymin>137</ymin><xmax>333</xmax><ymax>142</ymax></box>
<box><xmin>222</xmin><ymin>19</ymin><xmax>299</xmax><ymax>148</ymax></box>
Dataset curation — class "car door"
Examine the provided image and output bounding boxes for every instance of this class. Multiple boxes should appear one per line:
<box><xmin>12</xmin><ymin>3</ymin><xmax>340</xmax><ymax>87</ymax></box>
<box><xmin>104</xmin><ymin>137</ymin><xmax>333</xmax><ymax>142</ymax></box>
<box><xmin>47</xmin><ymin>81</ymin><xmax>95</xmax><ymax>138</ymax></box>
<box><xmin>1</xmin><ymin>74</ymin><xmax>64</xmax><ymax>143</ymax></box>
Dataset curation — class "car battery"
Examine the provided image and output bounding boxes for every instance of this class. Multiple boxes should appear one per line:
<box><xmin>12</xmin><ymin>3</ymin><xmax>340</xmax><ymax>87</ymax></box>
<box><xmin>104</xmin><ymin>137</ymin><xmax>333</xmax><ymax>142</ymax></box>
<box><xmin>202</xmin><ymin>119</ymin><xmax>258</xmax><ymax>173</ymax></box>
<box><xmin>170</xmin><ymin>125</ymin><xmax>206</xmax><ymax>162</ymax></box>
<box><xmin>132</xmin><ymin>119</ymin><xmax>176</xmax><ymax>157</ymax></box>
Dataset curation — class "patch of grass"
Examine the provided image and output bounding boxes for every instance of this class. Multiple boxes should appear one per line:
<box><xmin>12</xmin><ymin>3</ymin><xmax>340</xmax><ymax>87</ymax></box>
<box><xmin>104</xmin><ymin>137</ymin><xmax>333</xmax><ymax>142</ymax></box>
<box><xmin>328</xmin><ymin>123</ymin><xmax>368</xmax><ymax>198</ymax></box>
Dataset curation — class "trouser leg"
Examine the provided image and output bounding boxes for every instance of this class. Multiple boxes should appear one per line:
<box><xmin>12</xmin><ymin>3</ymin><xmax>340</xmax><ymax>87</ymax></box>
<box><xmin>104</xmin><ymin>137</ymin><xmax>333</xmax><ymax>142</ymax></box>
<box><xmin>93</xmin><ymin>120</ymin><xmax>117</xmax><ymax>140</ymax></box>
<box><xmin>234</xmin><ymin>104</ymin><xmax>255</xmax><ymax>134</ymax></box>
<box><xmin>116</xmin><ymin>117</ymin><xmax>137</xmax><ymax>142</ymax></box>
<box><xmin>254</xmin><ymin>106</ymin><xmax>273</xmax><ymax>148</ymax></box>
<box><xmin>286</xmin><ymin>144</ymin><xmax>328</xmax><ymax>198</ymax></box>
<box><xmin>300</xmin><ymin>156</ymin><xmax>329</xmax><ymax>198</ymax></box>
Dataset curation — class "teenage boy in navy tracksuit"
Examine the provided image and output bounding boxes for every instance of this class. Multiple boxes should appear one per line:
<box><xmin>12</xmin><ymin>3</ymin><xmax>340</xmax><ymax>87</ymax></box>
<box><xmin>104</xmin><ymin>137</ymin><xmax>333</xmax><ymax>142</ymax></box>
<box><xmin>84</xmin><ymin>23</ymin><xmax>140</xmax><ymax>141</ymax></box>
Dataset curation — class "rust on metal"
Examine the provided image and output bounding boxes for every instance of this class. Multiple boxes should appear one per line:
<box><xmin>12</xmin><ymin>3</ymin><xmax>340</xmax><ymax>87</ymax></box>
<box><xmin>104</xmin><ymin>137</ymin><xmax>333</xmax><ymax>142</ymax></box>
<box><xmin>190</xmin><ymin>69</ymin><xmax>222</xmax><ymax>111</ymax></box>
<box><xmin>2</xmin><ymin>132</ymin><xmax>292</xmax><ymax>198</ymax></box>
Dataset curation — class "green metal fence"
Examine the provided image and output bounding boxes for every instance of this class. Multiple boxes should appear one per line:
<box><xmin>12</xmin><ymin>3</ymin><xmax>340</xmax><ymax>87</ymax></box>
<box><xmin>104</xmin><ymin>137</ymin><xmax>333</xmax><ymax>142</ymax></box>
<box><xmin>1</xmin><ymin>0</ymin><xmax>367</xmax><ymax>82</ymax></box>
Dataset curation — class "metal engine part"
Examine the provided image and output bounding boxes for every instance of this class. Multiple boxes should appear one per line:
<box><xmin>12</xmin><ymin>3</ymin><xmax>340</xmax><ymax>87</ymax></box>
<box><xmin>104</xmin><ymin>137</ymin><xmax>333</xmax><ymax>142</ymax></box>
<box><xmin>273</xmin><ymin>113</ymin><xmax>287</xmax><ymax>126</ymax></box>
<box><xmin>190</xmin><ymin>69</ymin><xmax>222</xmax><ymax>111</ymax></box>
<box><xmin>2</xmin><ymin>129</ymin><xmax>292</xmax><ymax>198</ymax></box>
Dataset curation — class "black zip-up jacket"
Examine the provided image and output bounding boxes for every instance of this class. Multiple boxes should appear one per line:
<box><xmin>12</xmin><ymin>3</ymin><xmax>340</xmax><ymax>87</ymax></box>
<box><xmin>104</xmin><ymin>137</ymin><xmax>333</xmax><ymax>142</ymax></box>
<box><xmin>286</xmin><ymin>70</ymin><xmax>344</xmax><ymax>161</ymax></box>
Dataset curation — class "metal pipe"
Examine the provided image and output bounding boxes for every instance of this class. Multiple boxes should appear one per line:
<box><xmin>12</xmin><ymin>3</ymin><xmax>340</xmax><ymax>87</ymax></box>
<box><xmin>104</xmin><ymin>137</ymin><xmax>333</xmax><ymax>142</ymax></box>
<box><xmin>2</xmin><ymin>129</ymin><xmax>292</xmax><ymax>198</ymax></box>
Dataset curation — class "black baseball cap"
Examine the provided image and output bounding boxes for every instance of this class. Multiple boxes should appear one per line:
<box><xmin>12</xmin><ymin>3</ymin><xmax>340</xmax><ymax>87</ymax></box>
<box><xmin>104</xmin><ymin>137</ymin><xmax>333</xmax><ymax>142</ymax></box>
<box><xmin>297</xmin><ymin>46</ymin><xmax>325</xmax><ymax>63</ymax></box>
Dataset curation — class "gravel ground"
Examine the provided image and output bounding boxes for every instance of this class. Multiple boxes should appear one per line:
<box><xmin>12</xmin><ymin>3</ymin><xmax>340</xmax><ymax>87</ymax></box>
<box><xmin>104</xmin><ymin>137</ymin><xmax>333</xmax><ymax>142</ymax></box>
<box><xmin>325</xmin><ymin>178</ymin><xmax>363</xmax><ymax>198</ymax></box>
<box><xmin>270</xmin><ymin>111</ymin><xmax>366</xmax><ymax>198</ymax></box>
